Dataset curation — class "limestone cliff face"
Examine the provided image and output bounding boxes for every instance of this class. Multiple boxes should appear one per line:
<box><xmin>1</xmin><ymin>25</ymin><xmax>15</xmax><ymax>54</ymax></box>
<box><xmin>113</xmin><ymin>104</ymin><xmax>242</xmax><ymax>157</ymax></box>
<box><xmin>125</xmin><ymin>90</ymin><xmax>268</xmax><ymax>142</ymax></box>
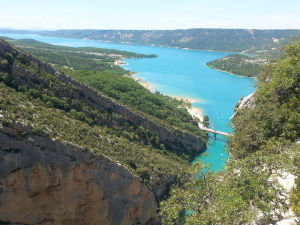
<box><xmin>231</xmin><ymin>93</ymin><xmax>254</xmax><ymax>121</ymax></box>
<box><xmin>0</xmin><ymin>40</ymin><xmax>206</xmax><ymax>157</ymax></box>
<box><xmin>0</xmin><ymin>123</ymin><xmax>160</xmax><ymax>225</ymax></box>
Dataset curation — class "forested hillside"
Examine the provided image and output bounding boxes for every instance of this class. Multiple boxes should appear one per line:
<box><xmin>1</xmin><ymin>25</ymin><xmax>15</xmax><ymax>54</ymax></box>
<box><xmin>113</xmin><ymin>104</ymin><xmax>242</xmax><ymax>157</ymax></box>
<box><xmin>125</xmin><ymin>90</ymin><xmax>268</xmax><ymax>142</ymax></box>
<box><xmin>160</xmin><ymin>40</ymin><xmax>300</xmax><ymax>224</ymax></box>
<box><xmin>0</xmin><ymin>38</ymin><xmax>207</xmax><ymax>204</ymax></box>
<box><xmin>206</xmin><ymin>54</ymin><xmax>267</xmax><ymax>77</ymax></box>
<box><xmin>7</xmin><ymin>38</ymin><xmax>156</xmax><ymax>72</ymax></box>
<box><xmin>4</xmin><ymin>38</ymin><xmax>205</xmax><ymax>140</ymax></box>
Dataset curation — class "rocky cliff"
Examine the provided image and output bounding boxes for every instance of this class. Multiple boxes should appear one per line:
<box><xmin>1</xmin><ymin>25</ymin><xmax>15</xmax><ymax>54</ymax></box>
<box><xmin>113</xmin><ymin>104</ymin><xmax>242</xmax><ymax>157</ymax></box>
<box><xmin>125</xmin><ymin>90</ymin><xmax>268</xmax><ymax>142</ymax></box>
<box><xmin>231</xmin><ymin>93</ymin><xmax>254</xmax><ymax>121</ymax></box>
<box><xmin>0</xmin><ymin>122</ymin><xmax>160</xmax><ymax>225</ymax></box>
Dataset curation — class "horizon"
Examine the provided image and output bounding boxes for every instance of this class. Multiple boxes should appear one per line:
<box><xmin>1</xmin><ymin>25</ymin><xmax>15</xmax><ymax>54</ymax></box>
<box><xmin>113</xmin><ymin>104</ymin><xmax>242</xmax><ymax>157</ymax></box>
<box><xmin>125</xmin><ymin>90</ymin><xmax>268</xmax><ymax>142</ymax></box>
<box><xmin>1</xmin><ymin>27</ymin><xmax>300</xmax><ymax>32</ymax></box>
<box><xmin>1</xmin><ymin>0</ymin><xmax>300</xmax><ymax>30</ymax></box>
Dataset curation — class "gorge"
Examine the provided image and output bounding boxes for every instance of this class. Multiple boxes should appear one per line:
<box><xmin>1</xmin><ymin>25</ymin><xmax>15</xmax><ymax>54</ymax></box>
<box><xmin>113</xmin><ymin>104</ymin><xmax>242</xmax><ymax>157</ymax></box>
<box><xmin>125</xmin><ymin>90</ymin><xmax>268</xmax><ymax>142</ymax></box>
<box><xmin>0</xmin><ymin>32</ymin><xmax>299</xmax><ymax>225</ymax></box>
<box><xmin>0</xmin><ymin>33</ymin><xmax>255</xmax><ymax>171</ymax></box>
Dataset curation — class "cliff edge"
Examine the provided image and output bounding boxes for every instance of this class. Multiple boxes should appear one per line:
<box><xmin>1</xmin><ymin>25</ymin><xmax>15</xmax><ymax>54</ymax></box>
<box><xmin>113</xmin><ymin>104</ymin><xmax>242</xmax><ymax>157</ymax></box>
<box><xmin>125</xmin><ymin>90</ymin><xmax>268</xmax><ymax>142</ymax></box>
<box><xmin>0</xmin><ymin>122</ymin><xmax>160</xmax><ymax>225</ymax></box>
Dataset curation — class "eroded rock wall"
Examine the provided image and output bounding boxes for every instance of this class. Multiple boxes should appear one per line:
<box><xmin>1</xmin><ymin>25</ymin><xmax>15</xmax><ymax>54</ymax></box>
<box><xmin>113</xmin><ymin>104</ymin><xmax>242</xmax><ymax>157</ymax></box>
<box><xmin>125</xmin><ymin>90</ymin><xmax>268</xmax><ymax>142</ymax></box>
<box><xmin>0</xmin><ymin>123</ymin><xmax>159</xmax><ymax>225</ymax></box>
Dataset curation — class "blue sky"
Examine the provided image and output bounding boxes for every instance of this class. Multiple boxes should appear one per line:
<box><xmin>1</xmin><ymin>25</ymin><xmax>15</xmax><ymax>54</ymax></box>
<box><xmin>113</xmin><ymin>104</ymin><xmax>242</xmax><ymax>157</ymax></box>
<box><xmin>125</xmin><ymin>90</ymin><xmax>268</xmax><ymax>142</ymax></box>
<box><xmin>1</xmin><ymin>0</ymin><xmax>300</xmax><ymax>30</ymax></box>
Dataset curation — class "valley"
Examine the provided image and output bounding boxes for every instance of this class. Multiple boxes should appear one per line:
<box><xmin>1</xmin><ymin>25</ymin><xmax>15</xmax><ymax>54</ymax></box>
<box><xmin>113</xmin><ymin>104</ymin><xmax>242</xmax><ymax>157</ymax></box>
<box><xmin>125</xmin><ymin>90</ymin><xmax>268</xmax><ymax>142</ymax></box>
<box><xmin>0</xmin><ymin>30</ymin><xmax>299</xmax><ymax>225</ymax></box>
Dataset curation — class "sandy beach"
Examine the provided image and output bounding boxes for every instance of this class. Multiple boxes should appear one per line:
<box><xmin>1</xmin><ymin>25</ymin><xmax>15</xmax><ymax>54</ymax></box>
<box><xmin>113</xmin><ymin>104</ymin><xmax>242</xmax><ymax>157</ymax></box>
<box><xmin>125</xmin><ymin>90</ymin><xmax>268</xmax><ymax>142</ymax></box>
<box><xmin>130</xmin><ymin>73</ymin><xmax>155</xmax><ymax>91</ymax></box>
<box><xmin>187</xmin><ymin>106</ymin><xmax>204</xmax><ymax>123</ymax></box>
<box><xmin>137</xmin><ymin>79</ymin><xmax>154</xmax><ymax>90</ymax></box>
<box><xmin>171</xmin><ymin>95</ymin><xmax>202</xmax><ymax>104</ymax></box>
<box><xmin>123</xmin><ymin>66</ymin><xmax>205</xmax><ymax>124</ymax></box>
<box><xmin>130</xmin><ymin>74</ymin><xmax>204</xmax><ymax>122</ymax></box>
<box><xmin>114</xmin><ymin>59</ymin><xmax>128</xmax><ymax>66</ymax></box>
<box><xmin>171</xmin><ymin>96</ymin><xmax>204</xmax><ymax>122</ymax></box>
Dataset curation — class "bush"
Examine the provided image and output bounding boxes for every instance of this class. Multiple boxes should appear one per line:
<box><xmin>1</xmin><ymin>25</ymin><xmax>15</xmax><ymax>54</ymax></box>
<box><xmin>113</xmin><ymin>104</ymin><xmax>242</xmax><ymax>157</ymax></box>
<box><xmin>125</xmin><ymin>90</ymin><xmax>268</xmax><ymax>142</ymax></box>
<box><xmin>32</xmin><ymin>126</ymin><xmax>44</xmax><ymax>135</ymax></box>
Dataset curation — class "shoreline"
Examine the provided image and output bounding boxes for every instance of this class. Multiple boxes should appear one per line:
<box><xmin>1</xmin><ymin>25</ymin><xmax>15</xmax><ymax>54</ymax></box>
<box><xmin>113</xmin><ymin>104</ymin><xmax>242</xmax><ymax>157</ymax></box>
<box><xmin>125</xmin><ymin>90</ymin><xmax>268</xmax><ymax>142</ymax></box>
<box><xmin>126</xmin><ymin>71</ymin><xmax>204</xmax><ymax>123</ymax></box>
<box><xmin>187</xmin><ymin>106</ymin><xmax>204</xmax><ymax>123</ymax></box>
<box><xmin>206</xmin><ymin>64</ymin><xmax>257</xmax><ymax>78</ymax></box>
<box><xmin>37</xmin><ymin>34</ymin><xmax>242</xmax><ymax>55</ymax></box>
<box><xmin>170</xmin><ymin>95</ymin><xmax>203</xmax><ymax>104</ymax></box>
<box><xmin>114</xmin><ymin>58</ymin><xmax>128</xmax><ymax>66</ymax></box>
<box><xmin>171</xmin><ymin>96</ymin><xmax>204</xmax><ymax>122</ymax></box>
<box><xmin>128</xmin><ymin>72</ymin><xmax>155</xmax><ymax>91</ymax></box>
<box><xmin>9</xmin><ymin>33</ymin><xmax>249</xmax><ymax>80</ymax></box>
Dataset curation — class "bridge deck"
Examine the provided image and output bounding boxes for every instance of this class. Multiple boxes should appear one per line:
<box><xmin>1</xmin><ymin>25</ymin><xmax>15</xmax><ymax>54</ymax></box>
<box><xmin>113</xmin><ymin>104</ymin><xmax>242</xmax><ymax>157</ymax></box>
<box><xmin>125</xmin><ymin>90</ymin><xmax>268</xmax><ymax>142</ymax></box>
<box><xmin>198</xmin><ymin>126</ymin><xmax>230</xmax><ymax>136</ymax></box>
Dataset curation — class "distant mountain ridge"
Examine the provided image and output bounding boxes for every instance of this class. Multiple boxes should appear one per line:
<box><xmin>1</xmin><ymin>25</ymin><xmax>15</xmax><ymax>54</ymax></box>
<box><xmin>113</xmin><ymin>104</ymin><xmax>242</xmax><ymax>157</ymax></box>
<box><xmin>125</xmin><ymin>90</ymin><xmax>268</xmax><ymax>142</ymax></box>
<box><xmin>1</xmin><ymin>28</ymin><xmax>300</xmax><ymax>55</ymax></box>
<box><xmin>33</xmin><ymin>28</ymin><xmax>300</xmax><ymax>55</ymax></box>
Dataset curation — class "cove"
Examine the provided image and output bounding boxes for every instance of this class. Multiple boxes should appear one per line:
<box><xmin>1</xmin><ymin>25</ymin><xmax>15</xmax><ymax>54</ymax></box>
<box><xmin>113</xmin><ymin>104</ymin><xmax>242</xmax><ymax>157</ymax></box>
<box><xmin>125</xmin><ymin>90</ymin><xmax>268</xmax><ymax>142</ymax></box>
<box><xmin>0</xmin><ymin>33</ymin><xmax>255</xmax><ymax>172</ymax></box>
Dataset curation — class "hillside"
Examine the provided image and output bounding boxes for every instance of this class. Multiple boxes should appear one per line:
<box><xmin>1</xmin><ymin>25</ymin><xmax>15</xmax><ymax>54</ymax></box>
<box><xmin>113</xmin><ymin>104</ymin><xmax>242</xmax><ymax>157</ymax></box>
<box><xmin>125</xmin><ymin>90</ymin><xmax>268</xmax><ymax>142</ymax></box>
<box><xmin>160</xmin><ymin>39</ymin><xmax>300</xmax><ymax>224</ymax></box>
<box><xmin>0</xmin><ymin>37</ymin><xmax>208</xmax><ymax>187</ymax></box>
<box><xmin>37</xmin><ymin>28</ymin><xmax>300</xmax><ymax>55</ymax></box>
<box><xmin>4</xmin><ymin>38</ymin><xmax>206</xmax><ymax>142</ymax></box>
<box><xmin>0</xmin><ymin>38</ymin><xmax>210</xmax><ymax>224</ymax></box>
<box><xmin>1</xmin><ymin>34</ymin><xmax>299</xmax><ymax>225</ymax></box>
<box><xmin>206</xmin><ymin>54</ymin><xmax>268</xmax><ymax>77</ymax></box>
<box><xmin>6</xmin><ymin>38</ymin><xmax>156</xmax><ymax>72</ymax></box>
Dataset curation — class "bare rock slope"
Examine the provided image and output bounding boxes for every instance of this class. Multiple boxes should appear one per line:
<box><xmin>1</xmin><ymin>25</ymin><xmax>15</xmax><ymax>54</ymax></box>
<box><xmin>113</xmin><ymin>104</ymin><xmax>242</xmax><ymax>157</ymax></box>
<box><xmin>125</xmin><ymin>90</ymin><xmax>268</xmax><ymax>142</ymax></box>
<box><xmin>0</xmin><ymin>123</ymin><xmax>160</xmax><ymax>225</ymax></box>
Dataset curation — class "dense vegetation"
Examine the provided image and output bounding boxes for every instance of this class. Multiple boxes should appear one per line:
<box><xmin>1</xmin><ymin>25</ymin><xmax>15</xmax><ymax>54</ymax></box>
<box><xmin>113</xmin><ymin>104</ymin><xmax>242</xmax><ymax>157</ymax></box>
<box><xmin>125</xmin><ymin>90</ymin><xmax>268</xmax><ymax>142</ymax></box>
<box><xmin>206</xmin><ymin>54</ymin><xmax>266</xmax><ymax>77</ymax></box>
<box><xmin>6</xmin><ymin>38</ymin><xmax>156</xmax><ymax>72</ymax></box>
<box><xmin>0</xmin><ymin>83</ymin><xmax>190</xmax><ymax>194</ymax></box>
<box><xmin>36</xmin><ymin>28</ymin><xmax>300</xmax><ymax>54</ymax></box>
<box><xmin>0</xmin><ymin>39</ymin><xmax>195</xmax><ymax>197</ymax></box>
<box><xmin>291</xmin><ymin>164</ymin><xmax>300</xmax><ymax>216</ymax></box>
<box><xmin>0</xmin><ymin>38</ymin><xmax>210</xmax><ymax>203</ymax></box>
<box><xmin>59</xmin><ymin>68</ymin><xmax>204</xmax><ymax>137</ymax></box>
<box><xmin>229</xmin><ymin>41</ymin><xmax>300</xmax><ymax>157</ymax></box>
<box><xmin>2</xmin><ymin>34</ymin><xmax>298</xmax><ymax>224</ymax></box>
<box><xmin>5</xmin><ymin>38</ymin><xmax>205</xmax><ymax>138</ymax></box>
<box><xmin>160</xmin><ymin>40</ymin><xmax>300</xmax><ymax>224</ymax></box>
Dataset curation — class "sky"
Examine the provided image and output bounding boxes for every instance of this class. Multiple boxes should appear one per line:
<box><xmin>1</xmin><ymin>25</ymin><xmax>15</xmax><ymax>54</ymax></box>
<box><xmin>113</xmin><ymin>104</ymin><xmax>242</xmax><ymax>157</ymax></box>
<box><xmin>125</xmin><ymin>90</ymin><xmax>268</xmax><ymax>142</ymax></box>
<box><xmin>1</xmin><ymin>0</ymin><xmax>300</xmax><ymax>30</ymax></box>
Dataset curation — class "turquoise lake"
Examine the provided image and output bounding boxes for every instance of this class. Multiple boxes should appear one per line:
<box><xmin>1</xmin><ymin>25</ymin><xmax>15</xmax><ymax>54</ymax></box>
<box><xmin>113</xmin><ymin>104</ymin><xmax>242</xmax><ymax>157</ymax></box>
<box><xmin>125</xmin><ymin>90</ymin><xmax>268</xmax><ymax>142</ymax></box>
<box><xmin>0</xmin><ymin>33</ymin><xmax>255</xmax><ymax>172</ymax></box>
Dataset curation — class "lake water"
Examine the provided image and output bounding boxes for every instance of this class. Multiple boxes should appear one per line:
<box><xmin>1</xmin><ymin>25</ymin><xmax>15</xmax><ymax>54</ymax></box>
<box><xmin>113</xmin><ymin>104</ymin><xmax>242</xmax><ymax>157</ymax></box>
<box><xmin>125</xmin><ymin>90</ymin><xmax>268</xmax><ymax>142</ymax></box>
<box><xmin>0</xmin><ymin>33</ymin><xmax>255</xmax><ymax>172</ymax></box>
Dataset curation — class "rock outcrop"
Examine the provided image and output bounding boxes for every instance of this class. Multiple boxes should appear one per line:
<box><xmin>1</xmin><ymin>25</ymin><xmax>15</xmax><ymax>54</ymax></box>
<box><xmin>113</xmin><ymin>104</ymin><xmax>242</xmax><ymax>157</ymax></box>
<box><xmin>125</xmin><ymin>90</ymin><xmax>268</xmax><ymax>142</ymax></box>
<box><xmin>231</xmin><ymin>93</ymin><xmax>254</xmax><ymax>120</ymax></box>
<box><xmin>0</xmin><ymin>123</ymin><xmax>160</xmax><ymax>225</ymax></box>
